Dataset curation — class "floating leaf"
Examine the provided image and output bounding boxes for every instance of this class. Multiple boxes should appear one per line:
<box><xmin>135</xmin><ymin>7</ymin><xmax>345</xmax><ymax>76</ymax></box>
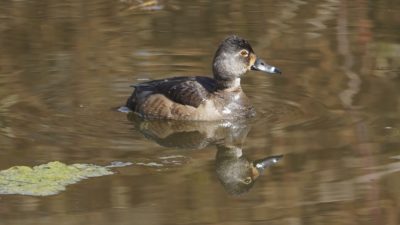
<box><xmin>0</xmin><ymin>161</ymin><xmax>114</xmax><ymax>196</ymax></box>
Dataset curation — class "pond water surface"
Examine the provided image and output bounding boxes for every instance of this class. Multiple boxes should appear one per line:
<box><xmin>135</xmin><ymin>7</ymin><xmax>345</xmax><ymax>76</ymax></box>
<box><xmin>1</xmin><ymin>0</ymin><xmax>400</xmax><ymax>224</ymax></box>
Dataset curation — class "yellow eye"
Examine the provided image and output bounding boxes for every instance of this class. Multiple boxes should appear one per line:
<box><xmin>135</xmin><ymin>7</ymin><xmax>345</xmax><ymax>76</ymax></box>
<box><xmin>240</xmin><ymin>50</ymin><xmax>249</xmax><ymax>57</ymax></box>
<box><xmin>243</xmin><ymin>177</ymin><xmax>252</xmax><ymax>184</ymax></box>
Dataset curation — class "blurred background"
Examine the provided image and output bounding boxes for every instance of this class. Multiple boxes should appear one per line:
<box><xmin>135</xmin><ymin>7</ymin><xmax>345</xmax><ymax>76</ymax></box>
<box><xmin>0</xmin><ymin>0</ymin><xmax>399</xmax><ymax>224</ymax></box>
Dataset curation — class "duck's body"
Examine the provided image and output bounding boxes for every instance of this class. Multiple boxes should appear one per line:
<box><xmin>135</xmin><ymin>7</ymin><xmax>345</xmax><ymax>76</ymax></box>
<box><xmin>125</xmin><ymin>35</ymin><xmax>280</xmax><ymax>121</ymax></box>
<box><xmin>126</xmin><ymin>76</ymin><xmax>255</xmax><ymax>120</ymax></box>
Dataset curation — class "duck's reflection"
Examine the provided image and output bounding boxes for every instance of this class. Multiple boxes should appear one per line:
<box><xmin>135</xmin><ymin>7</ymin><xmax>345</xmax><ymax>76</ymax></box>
<box><xmin>128</xmin><ymin>114</ymin><xmax>282</xmax><ymax>195</ymax></box>
<box><xmin>215</xmin><ymin>144</ymin><xmax>282</xmax><ymax>195</ymax></box>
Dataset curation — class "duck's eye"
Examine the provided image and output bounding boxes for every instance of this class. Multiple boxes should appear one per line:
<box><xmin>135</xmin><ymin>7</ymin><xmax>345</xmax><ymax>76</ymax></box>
<box><xmin>240</xmin><ymin>50</ymin><xmax>249</xmax><ymax>57</ymax></box>
<box><xmin>243</xmin><ymin>177</ymin><xmax>252</xmax><ymax>184</ymax></box>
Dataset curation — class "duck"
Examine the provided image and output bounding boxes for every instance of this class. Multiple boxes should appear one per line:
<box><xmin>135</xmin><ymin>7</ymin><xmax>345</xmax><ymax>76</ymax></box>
<box><xmin>125</xmin><ymin>35</ymin><xmax>281</xmax><ymax>121</ymax></box>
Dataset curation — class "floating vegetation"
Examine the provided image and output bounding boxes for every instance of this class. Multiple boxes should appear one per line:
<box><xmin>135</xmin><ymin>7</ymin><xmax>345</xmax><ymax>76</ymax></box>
<box><xmin>124</xmin><ymin>0</ymin><xmax>164</xmax><ymax>11</ymax></box>
<box><xmin>119</xmin><ymin>0</ymin><xmax>180</xmax><ymax>12</ymax></box>
<box><xmin>0</xmin><ymin>161</ymin><xmax>117</xmax><ymax>196</ymax></box>
<box><xmin>135</xmin><ymin>162</ymin><xmax>164</xmax><ymax>167</ymax></box>
<box><xmin>132</xmin><ymin>155</ymin><xmax>189</xmax><ymax>169</ymax></box>
<box><xmin>106</xmin><ymin>161</ymin><xmax>133</xmax><ymax>168</ymax></box>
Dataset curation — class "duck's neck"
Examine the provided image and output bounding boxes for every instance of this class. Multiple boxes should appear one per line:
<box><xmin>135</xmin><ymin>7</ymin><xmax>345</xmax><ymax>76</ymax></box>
<box><xmin>215</xmin><ymin>78</ymin><xmax>241</xmax><ymax>91</ymax></box>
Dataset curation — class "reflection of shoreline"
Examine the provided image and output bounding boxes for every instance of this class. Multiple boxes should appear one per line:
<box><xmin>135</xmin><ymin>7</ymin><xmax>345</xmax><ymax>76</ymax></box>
<box><xmin>384</xmin><ymin>127</ymin><xmax>400</xmax><ymax>136</ymax></box>
<box><xmin>374</xmin><ymin>66</ymin><xmax>400</xmax><ymax>72</ymax></box>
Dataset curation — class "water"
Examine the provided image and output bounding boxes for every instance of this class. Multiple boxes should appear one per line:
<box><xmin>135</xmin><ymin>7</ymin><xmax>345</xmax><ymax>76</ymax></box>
<box><xmin>1</xmin><ymin>0</ymin><xmax>400</xmax><ymax>224</ymax></box>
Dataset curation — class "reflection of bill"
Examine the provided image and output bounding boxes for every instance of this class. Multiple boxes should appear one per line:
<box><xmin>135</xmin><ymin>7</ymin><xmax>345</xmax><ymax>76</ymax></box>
<box><xmin>128</xmin><ymin>114</ymin><xmax>283</xmax><ymax>195</ymax></box>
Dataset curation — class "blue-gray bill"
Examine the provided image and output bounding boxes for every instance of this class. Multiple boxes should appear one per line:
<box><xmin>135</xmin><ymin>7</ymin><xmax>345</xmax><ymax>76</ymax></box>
<box><xmin>251</xmin><ymin>58</ymin><xmax>281</xmax><ymax>74</ymax></box>
<box><xmin>253</xmin><ymin>155</ymin><xmax>283</xmax><ymax>174</ymax></box>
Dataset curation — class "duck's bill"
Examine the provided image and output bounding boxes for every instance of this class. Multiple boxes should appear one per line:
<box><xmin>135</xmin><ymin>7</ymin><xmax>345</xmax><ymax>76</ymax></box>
<box><xmin>253</xmin><ymin>155</ymin><xmax>283</xmax><ymax>174</ymax></box>
<box><xmin>251</xmin><ymin>58</ymin><xmax>281</xmax><ymax>74</ymax></box>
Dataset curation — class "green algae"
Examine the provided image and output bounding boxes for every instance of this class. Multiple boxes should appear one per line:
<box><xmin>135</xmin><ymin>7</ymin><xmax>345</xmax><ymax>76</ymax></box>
<box><xmin>0</xmin><ymin>161</ymin><xmax>114</xmax><ymax>196</ymax></box>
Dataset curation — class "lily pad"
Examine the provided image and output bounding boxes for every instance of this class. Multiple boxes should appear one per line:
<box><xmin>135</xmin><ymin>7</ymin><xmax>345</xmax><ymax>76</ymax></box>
<box><xmin>0</xmin><ymin>161</ymin><xmax>114</xmax><ymax>196</ymax></box>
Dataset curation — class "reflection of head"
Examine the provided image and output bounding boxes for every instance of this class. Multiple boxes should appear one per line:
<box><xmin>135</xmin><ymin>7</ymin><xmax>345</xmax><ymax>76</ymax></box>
<box><xmin>215</xmin><ymin>145</ymin><xmax>256</xmax><ymax>195</ymax></box>
<box><xmin>215</xmin><ymin>145</ymin><xmax>283</xmax><ymax>195</ymax></box>
<box><xmin>216</xmin><ymin>155</ymin><xmax>255</xmax><ymax>194</ymax></box>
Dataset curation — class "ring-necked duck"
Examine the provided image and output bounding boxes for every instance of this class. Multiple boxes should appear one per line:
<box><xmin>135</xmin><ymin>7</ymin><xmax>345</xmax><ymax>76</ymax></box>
<box><xmin>126</xmin><ymin>35</ymin><xmax>281</xmax><ymax>120</ymax></box>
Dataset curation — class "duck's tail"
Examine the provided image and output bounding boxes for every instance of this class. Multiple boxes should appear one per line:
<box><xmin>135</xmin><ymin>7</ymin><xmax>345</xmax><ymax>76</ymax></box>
<box><xmin>125</xmin><ymin>90</ymin><xmax>137</xmax><ymax>110</ymax></box>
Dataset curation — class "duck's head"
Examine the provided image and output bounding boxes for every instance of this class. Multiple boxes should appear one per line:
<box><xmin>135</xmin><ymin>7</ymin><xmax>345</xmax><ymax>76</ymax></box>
<box><xmin>212</xmin><ymin>35</ymin><xmax>281</xmax><ymax>86</ymax></box>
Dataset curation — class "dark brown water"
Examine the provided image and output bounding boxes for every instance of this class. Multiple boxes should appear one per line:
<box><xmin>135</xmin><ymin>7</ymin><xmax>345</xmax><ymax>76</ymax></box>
<box><xmin>1</xmin><ymin>0</ymin><xmax>400</xmax><ymax>224</ymax></box>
